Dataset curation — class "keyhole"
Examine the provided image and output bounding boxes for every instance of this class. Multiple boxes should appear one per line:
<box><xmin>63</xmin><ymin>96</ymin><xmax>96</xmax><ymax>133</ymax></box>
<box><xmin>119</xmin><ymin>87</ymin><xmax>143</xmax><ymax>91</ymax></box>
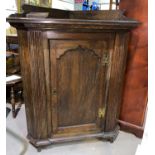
<box><xmin>52</xmin><ymin>89</ymin><xmax>57</xmax><ymax>95</ymax></box>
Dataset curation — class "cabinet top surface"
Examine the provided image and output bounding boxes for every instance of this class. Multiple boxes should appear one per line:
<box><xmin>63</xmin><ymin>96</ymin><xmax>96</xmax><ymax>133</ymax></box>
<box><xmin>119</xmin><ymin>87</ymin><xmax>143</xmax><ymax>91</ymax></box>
<box><xmin>7</xmin><ymin>5</ymin><xmax>140</xmax><ymax>30</ymax></box>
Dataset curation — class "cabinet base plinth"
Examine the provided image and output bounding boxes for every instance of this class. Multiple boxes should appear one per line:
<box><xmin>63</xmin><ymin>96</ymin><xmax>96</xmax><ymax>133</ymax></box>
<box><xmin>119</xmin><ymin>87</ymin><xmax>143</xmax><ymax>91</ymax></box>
<box><xmin>27</xmin><ymin>125</ymin><xmax>119</xmax><ymax>151</ymax></box>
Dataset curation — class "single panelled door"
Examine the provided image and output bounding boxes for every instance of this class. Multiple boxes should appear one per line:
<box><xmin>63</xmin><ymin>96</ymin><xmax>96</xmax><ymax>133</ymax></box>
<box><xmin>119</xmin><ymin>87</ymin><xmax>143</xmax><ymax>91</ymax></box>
<box><xmin>50</xmin><ymin>39</ymin><xmax>112</xmax><ymax>138</ymax></box>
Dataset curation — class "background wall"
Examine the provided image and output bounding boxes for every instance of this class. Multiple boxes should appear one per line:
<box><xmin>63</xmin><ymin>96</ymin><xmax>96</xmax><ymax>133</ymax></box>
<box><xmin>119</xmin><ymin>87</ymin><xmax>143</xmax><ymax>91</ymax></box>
<box><xmin>74</xmin><ymin>0</ymin><xmax>116</xmax><ymax>10</ymax></box>
<box><xmin>52</xmin><ymin>0</ymin><xmax>74</xmax><ymax>10</ymax></box>
<box><xmin>119</xmin><ymin>0</ymin><xmax>148</xmax><ymax>138</ymax></box>
<box><xmin>74</xmin><ymin>0</ymin><xmax>99</xmax><ymax>10</ymax></box>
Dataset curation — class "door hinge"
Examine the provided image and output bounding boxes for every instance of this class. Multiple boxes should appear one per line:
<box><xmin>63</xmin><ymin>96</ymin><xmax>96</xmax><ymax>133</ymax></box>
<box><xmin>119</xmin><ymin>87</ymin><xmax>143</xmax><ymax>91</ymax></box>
<box><xmin>101</xmin><ymin>52</ymin><xmax>109</xmax><ymax>66</ymax></box>
<box><xmin>98</xmin><ymin>107</ymin><xmax>106</xmax><ymax>118</ymax></box>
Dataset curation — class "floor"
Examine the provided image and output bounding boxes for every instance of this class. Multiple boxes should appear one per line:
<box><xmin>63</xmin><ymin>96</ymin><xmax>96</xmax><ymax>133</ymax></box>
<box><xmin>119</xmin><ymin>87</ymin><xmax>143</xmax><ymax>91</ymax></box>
<box><xmin>6</xmin><ymin>104</ymin><xmax>141</xmax><ymax>155</ymax></box>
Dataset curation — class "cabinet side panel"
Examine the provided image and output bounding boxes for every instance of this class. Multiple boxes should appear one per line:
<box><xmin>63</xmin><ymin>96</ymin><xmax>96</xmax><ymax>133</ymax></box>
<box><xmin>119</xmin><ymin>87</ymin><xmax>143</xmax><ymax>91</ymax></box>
<box><xmin>105</xmin><ymin>32</ymin><xmax>129</xmax><ymax>131</ymax></box>
<box><xmin>18</xmin><ymin>30</ymin><xmax>35</xmax><ymax>137</ymax></box>
<box><xmin>18</xmin><ymin>30</ymin><xmax>48</xmax><ymax>139</ymax></box>
<box><xmin>28</xmin><ymin>31</ymin><xmax>48</xmax><ymax>139</ymax></box>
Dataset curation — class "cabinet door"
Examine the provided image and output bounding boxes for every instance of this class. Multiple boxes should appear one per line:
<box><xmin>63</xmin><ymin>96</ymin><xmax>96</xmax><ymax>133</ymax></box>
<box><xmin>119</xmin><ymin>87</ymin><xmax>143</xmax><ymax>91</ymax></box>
<box><xmin>50</xmin><ymin>40</ymin><xmax>111</xmax><ymax>138</ymax></box>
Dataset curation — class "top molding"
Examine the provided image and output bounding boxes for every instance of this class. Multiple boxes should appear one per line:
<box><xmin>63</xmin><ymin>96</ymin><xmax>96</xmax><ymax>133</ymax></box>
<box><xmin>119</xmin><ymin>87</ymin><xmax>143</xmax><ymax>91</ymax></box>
<box><xmin>7</xmin><ymin>4</ymin><xmax>140</xmax><ymax>31</ymax></box>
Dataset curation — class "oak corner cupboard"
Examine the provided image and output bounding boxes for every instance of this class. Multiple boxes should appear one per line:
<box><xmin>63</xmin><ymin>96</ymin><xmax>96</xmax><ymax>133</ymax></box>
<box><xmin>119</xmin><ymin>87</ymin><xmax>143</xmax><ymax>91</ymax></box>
<box><xmin>7</xmin><ymin>4</ymin><xmax>139</xmax><ymax>151</ymax></box>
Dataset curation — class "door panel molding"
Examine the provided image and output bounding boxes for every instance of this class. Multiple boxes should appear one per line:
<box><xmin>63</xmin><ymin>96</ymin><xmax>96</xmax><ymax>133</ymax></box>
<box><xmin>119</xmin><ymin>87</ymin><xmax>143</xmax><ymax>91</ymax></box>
<box><xmin>50</xmin><ymin>39</ymin><xmax>110</xmax><ymax>136</ymax></box>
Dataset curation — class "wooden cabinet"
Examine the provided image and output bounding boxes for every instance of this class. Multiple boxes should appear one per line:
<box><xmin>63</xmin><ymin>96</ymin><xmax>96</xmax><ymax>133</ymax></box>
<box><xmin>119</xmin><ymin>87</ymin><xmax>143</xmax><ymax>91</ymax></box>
<box><xmin>7</xmin><ymin>5</ymin><xmax>139</xmax><ymax>150</ymax></box>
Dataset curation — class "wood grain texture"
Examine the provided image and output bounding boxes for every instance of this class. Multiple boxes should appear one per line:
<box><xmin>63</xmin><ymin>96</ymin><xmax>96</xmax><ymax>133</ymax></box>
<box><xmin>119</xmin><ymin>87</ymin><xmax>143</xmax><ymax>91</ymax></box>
<box><xmin>8</xmin><ymin>6</ymin><xmax>139</xmax><ymax>149</ymax></box>
<box><xmin>28</xmin><ymin>31</ymin><xmax>49</xmax><ymax>139</ymax></box>
<box><xmin>119</xmin><ymin>0</ymin><xmax>148</xmax><ymax>131</ymax></box>
<box><xmin>104</xmin><ymin>32</ymin><xmax>129</xmax><ymax>131</ymax></box>
<box><xmin>50</xmin><ymin>40</ymin><xmax>111</xmax><ymax>136</ymax></box>
<box><xmin>57</xmin><ymin>46</ymin><xmax>100</xmax><ymax>126</ymax></box>
<box><xmin>18</xmin><ymin>30</ymin><xmax>34</xmax><ymax>136</ymax></box>
<box><xmin>27</xmin><ymin>125</ymin><xmax>120</xmax><ymax>148</ymax></box>
<box><xmin>7</xmin><ymin>5</ymin><xmax>139</xmax><ymax>32</ymax></box>
<box><xmin>18</xmin><ymin>30</ymin><xmax>49</xmax><ymax>139</ymax></box>
<box><xmin>42</xmin><ymin>34</ymin><xmax>52</xmax><ymax>137</ymax></box>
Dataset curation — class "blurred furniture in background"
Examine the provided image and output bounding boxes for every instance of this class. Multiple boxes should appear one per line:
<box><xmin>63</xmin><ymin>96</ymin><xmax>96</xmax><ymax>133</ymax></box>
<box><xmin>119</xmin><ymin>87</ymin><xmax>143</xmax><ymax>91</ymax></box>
<box><xmin>17</xmin><ymin>0</ymin><xmax>52</xmax><ymax>13</ymax></box>
<box><xmin>6</xmin><ymin>35</ymin><xmax>23</xmax><ymax>118</ymax></box>
<box><xmin>6</xmin><ymin>35</ymin><xmax>18</xmax><ymax>51</ymax></box>
<box><xmin>6</xmin><ymin>51</ymin><xmax>20</xmax><ymax>75</ymax></box>
<box><xmin>119</xmin><ymin>0</ymin><xmax>148</xmax><ymax>138</ymax></box>
<box><xmin>6</xmin><ymin>75</ymin><xmax>22</xmax><ymax>118</ymax></box>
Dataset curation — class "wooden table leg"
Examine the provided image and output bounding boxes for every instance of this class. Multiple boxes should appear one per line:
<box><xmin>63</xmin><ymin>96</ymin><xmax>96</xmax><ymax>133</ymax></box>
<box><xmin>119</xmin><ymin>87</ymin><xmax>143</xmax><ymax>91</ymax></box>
<box><xmin>10</xmin><ymin>86</ymin><xmax>16</xmax><ymax>118</ymax></box>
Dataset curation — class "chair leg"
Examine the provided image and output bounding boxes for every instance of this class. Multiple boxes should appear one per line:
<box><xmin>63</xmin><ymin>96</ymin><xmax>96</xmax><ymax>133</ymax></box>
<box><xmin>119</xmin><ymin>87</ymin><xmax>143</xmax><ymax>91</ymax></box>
<box><xmin>10</xmin><ymin>86</ymin><xmax>16</xmax><ymax>118</ymax></box>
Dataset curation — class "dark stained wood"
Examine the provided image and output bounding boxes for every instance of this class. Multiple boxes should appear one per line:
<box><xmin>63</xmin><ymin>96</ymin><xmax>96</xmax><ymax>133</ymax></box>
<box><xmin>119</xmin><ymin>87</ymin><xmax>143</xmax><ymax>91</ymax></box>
<box><xmin>7</xmin><ymin>5</ymin><xmax>139</xmax><ymax>31</ymax></box>
<box><xmin>7</xmin><ymin>5</ymin><xmax>139</xmax><ymax>150</ymax></box>
<box><xmin>7</xmin><ymin>18</ymin><xmax>139</xmax><ymax>31</ymax></box>
<box><xmin>17</xmin><ymin>30</ymin><xmax>34</xmax><ymax>136</ymax></box>
<box><xmin>27</xmin><ymin>31</ymin><xmax>48</xmax><ymax>139</ymax></box>
<box><xmin>27</xmin><ymin>125</ymin><xmax>119</xmax><ymax>148</ymax></box>
<box><xmin>50</xmin><ymin>39</ymin><xmax>112</xmax><ymax>136</ymax></box>
<box><xmin>119</xmin><ymin>0</ymin><xmax>148</xmax><ymax>137</ymax></box>
<box><xmin>42</xmin><ymin>33</ymin><xmax>52</xmax><ymax>138</ymax></box>
<box><xmin>18</xmin><ymin>30</ymin><xmax>49</xmax><ymax>139</ymax></box>
<box><xmin>69</xmin><ymin>10</ymin><xmax>126</xmax><ymax>20</ymax></box>
<box><xmin>105</xmin><ymin>32</ymin><xmax>129</xmax><ymax>131</ymax></box>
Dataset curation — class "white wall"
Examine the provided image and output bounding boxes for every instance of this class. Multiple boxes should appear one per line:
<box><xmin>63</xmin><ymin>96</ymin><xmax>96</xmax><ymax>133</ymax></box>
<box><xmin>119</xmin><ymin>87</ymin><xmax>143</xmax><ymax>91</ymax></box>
<box><xmin>52</xmin><ymin>0</ymin><xmax>74</xmax><ymax>10</ymax></box>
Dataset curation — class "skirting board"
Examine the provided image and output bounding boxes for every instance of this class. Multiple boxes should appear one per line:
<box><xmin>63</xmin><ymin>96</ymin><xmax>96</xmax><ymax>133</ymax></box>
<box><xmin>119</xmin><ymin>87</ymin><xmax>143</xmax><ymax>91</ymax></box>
<box><xmin>118</xmin><ymin>120</ymin><xmax>144</xmax><ymax>138</ymax></box>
